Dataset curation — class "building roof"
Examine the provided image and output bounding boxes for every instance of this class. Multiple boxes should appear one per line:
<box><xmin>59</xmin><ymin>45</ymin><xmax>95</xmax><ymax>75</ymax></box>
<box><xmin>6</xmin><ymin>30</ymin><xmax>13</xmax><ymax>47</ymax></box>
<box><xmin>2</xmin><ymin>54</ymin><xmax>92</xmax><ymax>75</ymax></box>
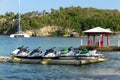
<box><xmin>70</xmin><ymin>31</ymin><xmax>79</xmax><ymax>34</ymax></box>
<box><xmin>83</xmin><ymin>27</ymin><xmax>112</xmax><ymax>33</ymax></box>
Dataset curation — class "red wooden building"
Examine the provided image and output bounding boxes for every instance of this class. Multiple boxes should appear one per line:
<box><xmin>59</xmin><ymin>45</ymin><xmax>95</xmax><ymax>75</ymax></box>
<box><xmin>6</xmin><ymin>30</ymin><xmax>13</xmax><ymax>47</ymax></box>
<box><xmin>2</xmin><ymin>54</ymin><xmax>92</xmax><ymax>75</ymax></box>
<box><xmin>83</xmin><ymin>27</ymin><xmax>112</xmax><ymax>47</ymax></box>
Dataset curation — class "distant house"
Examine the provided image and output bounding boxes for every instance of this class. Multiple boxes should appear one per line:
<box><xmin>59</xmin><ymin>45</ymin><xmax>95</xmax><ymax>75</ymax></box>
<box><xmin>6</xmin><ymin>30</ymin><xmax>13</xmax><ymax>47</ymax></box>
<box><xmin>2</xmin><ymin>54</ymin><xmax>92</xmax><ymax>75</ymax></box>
<box><xmin>70</xmin><ymin>31</ymin><xmax>80</xmax><ymax>37</ymax></box>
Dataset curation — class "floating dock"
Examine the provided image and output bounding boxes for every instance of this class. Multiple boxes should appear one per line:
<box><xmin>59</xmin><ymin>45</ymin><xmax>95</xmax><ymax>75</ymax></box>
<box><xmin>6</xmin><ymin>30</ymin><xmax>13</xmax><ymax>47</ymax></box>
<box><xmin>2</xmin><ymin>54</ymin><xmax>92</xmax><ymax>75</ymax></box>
<box><xmin>0</xmin><ymin>56</ymin><xmax>106</xmax><ymax>65</ymax></box>
<box><xmin>0</xmin><ymin>56</ymin><xmax>12</xmax><ymax>62</ymax></box>
<box><xmin>80</xmin><ymin>46</ymin><xmax>120</xmax><ymax>51</ymax></box>
<box><xmin>41</xmin><ymin>58</ymin><xmax>106</xmax><ymax>65</ymax></box>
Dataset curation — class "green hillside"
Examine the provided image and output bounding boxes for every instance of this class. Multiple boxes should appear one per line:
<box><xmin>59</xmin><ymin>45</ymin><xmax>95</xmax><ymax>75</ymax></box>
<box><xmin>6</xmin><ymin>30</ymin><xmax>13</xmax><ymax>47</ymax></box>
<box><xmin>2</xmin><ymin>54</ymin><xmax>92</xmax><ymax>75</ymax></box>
<box><xmin>0</xmin><ymin>6</ymin><xmax>120</xmax><ymax>35</ymax></box>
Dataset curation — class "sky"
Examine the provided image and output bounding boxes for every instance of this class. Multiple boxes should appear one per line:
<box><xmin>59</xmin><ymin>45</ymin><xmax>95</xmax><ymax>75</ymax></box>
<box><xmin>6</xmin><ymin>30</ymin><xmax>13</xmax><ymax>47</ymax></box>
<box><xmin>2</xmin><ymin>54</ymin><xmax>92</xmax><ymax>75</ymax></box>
<box><xmin>0</xmin><ymin>0</ymin><xmax>120</xmax><ymax>15</ymax></box>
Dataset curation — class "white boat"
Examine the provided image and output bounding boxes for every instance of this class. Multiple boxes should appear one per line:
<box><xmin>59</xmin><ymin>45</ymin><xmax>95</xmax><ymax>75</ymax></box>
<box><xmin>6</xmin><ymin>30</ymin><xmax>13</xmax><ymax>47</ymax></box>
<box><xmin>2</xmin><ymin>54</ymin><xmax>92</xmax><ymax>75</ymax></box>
<box><xmin>10</xmin><ymin>0</ymin><xmax>30</xmax><ymax>38</ymax></box>
<box><xmin>10</xmin><ymin>33</ymin><xmax>30</xmax><ymax>38</ymax></box>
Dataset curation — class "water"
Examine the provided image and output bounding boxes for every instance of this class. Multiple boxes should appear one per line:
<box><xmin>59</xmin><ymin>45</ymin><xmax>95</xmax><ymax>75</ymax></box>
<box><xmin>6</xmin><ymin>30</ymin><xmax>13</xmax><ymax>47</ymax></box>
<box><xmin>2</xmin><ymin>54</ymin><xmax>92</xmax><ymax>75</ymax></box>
<box><xmin>0</xmin><ymin>36</ymin><xmax>120</xmax><ymax>80</ymax></box>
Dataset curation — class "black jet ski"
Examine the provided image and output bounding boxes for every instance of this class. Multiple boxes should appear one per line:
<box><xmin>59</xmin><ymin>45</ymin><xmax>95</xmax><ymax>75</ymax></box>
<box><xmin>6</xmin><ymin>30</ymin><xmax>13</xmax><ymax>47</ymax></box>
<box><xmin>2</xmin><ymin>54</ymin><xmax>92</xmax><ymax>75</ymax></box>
<box><xmin>43</xmin><ymin>47</ymin><xmax>60</xmax><ymax>59</ymax></box>
<box><xmin>11</xmin><ymin>46</ymin><xmax>29</xmax><ymax>57</ymax></box>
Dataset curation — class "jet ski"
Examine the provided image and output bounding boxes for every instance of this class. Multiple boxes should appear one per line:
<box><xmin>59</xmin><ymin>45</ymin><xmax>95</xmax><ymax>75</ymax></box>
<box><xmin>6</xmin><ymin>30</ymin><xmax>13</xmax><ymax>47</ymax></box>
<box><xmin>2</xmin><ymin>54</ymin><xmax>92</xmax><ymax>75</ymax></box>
<box><xmin>75</xmin><ymin>48</ymin><xmax>104</xmax><ymax>59</ymax></box>
<box><xmin>78</xmin><ymin>48</ymin><xmax>103</xmax><ymax>57</ymax></box>
<box><xmin>60</xmin><ymin>47</ymin><xmax>75</xmax><ymax>56</ymax></box>
<box><xmin>11</xmin><ymin>46</ymin><xmax>29</xmax><ymax>57</ymax></box>
<box><xmin>11</xmin><ymin>46</ymin><xmax>24</xmax><ymax>56</ymax></box>
<box><xmin>43</xmin><ymin>47</ymin><xmax>60</xmax><ymax>59</ymax></box>
<box><xmin>59</xmin><ymin>47</ymin><xmax>78</xmax><ymax>60</ymax></box>
<box><xmin>26</xmin><ymin>47</ymin><xmax>43</xmax><ymax>59</ymax></box>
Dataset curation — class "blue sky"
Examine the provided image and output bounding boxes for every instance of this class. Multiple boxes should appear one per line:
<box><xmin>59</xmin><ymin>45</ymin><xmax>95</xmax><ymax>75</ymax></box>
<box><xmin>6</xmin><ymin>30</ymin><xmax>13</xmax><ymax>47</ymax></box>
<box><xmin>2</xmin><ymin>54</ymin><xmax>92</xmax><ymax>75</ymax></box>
<box><xmin>0</xmin><ymin>0</ymin><xmax>120</xmax><ymax>15</ymax></box>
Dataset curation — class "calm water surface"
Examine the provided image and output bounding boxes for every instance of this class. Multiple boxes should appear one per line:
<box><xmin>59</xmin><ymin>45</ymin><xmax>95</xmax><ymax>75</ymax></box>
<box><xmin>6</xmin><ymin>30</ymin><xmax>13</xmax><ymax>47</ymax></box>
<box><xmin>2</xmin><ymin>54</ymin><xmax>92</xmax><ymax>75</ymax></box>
<box><xmin>0</xmin><ymin>36</ymin><xmax>120</xmax><ymax>80</ymax></box>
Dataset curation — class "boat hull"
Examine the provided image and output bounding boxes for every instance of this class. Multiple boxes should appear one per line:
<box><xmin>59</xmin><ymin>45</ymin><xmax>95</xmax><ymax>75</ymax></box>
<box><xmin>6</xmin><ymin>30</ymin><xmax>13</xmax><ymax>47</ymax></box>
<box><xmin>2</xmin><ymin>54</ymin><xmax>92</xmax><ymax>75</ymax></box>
<box><xmin>10</xmin><ymin>33</ymin><xmax>30</xmax><ymax>38</ymax></box>
<box><xmin>12</xmin><ymin>56</ymin><xmax>59</xmax><ymax>60</ymax></box>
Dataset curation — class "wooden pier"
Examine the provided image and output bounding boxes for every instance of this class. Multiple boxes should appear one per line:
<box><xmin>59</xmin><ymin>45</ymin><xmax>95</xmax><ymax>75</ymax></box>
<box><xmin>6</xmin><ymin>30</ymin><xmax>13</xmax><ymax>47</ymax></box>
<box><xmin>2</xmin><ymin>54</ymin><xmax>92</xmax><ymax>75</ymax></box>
<box><xmin>0</xmin><ymin>56</ymin><xmax>106</xmax><ymax>65</ymax></box>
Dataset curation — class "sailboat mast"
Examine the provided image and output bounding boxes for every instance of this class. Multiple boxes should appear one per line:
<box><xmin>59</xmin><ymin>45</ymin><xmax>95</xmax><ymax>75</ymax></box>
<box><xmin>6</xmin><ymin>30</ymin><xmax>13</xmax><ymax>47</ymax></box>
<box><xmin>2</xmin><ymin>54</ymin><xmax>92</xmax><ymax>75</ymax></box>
<box><xmin>10</xmin><ymin>0</ymin><xmax>30</xmax><ymax>37</ymax></box>
<box><xmin>18</xmin><ymin>0</ymin><xmax>21</xmax><ymax>33</ymax></box>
